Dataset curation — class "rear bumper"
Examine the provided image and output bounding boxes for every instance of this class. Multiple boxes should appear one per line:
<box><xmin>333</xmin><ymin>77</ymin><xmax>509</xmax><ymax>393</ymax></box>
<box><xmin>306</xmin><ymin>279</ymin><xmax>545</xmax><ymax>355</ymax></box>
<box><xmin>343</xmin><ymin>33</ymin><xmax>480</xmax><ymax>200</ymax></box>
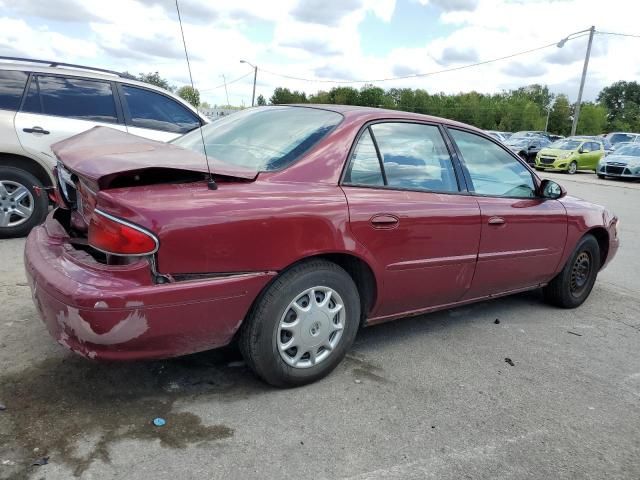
<box><xmin>24</xmin><ymin>213</ymin><xmax>275</xmax><ymax>360</ymax></box>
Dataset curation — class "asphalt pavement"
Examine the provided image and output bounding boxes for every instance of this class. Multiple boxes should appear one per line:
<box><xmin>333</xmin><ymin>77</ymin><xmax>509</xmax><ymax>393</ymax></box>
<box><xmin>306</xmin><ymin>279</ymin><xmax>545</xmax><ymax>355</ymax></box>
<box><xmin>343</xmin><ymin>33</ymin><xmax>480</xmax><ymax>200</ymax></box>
<box><xmin>1</xmin><ymin>172</ymin><xmax>639</xmax><ymax>479</ymax></box>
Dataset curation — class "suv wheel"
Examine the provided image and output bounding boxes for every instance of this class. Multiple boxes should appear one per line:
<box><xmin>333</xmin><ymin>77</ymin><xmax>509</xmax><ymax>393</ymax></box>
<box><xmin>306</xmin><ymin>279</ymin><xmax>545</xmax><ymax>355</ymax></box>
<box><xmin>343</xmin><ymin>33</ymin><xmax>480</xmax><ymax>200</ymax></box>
<box><xmin>239</xmin><ymin>260</ymin><xmax>361</xmax><ymax>387</ymax></box>
<box><xmin>0</xmin><ymin>167</ymin><xmax>48</xmax><ymax>238</ymax></box>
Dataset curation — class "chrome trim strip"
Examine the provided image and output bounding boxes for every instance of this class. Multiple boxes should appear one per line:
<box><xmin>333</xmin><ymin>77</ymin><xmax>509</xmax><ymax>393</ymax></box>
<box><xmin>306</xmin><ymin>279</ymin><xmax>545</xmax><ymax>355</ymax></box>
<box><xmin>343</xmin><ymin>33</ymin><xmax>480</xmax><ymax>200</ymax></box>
<box><xmin>92</xmin><ymin>209</ymin><xmax>160</xmax><ymax>256</ymax></box>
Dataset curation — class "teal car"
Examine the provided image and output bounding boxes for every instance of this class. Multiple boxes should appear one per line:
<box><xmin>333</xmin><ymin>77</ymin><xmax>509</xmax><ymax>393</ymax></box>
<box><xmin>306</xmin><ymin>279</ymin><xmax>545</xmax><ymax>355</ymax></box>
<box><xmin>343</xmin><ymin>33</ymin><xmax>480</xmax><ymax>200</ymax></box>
<box><xmin>535</xmin><ymin>138</ymin><xmax>605</xmax><ymax>174</ymax></box>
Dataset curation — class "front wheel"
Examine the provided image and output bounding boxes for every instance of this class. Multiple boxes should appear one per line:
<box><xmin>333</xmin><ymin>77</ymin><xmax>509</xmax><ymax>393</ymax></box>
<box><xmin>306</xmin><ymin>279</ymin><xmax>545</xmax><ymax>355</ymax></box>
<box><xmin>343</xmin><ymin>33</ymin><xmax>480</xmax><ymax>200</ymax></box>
<box><xmin>239</xmin><ymin>260</ymin><xmax>361</xmax><ymax>387</ymax></box>
<box><xmin>597</xmin><ymin>174</ymin><xmax>605</xmax><ymax>179</ymax></box>
<box><xmin>567</xmin><ymin>161</ymin><xmax>578</xmax><ymax>174</ymax></box>
<box><xmin>543</xmin><ymin>234</ymin><xmax>600</xmax><ymax>308</ymax></box>
<box><xmin>0</xmin><ymin>167</ymin><xmax>49</xmax><ymax>238</ymax></box>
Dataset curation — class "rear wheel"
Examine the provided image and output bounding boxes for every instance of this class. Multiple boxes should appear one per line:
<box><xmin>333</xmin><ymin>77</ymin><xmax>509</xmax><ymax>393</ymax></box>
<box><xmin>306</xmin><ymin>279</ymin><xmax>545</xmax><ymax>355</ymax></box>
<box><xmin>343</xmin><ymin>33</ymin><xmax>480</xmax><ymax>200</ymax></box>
<box><xmin>597</xmin><ymin>173</ymin><xmax>605</xmax><ymax>179</ymax></box>
<box><xmin>567</xmin><ymin>161</ymin><xmax>578</xmax><ymax>174</ymax></box>
<box><xmin>543</xmin><ymin>234</ymin><xmax>600</xmax><ymax>308</ymax></box>
<box><xmin>239</xmin><ymin>260</ymin><xmax>361</xmax><ymax>387</ymax></box>
<box><xmin>0</xmin><ymin>167</ymin><xmax>48</xmax><ymax>238</ymax></box>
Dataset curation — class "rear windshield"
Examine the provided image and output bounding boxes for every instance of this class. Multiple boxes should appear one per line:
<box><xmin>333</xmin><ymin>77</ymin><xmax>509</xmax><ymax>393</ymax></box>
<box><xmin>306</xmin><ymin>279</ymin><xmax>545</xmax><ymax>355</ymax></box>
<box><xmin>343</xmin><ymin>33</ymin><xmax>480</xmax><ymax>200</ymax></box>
<box><xmin>0</xmin><ymin>70</ymin><xmax>28</xmax><ymax>111</ymax></box>
<box><xmin>550</xmin><ymin>140</ymin><xmax>581</xmax><ymax>150</ymax></box>
<box><xmin>173</xmin><ymin>106</ymin><xmax>343</xmax><ymax>171</ymax></box>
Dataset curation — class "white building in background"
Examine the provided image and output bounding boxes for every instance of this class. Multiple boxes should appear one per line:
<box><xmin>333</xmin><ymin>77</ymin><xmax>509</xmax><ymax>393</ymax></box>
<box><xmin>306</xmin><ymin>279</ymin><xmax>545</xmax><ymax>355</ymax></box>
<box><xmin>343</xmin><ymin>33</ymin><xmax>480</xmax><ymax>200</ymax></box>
<box><xmin>199</xmin><ymin>107</ymin><xmax>242</xmax><ymax>121</ymax></box>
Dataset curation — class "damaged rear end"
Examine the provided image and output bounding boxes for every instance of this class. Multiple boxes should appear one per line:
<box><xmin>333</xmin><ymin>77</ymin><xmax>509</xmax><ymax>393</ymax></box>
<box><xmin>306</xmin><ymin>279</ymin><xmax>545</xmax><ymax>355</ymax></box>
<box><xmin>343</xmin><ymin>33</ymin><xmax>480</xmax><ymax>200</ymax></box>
<box><xmin>25</xmin><ymin>127</ymin><xmax>274</xmax><ymax>360</ymax></box>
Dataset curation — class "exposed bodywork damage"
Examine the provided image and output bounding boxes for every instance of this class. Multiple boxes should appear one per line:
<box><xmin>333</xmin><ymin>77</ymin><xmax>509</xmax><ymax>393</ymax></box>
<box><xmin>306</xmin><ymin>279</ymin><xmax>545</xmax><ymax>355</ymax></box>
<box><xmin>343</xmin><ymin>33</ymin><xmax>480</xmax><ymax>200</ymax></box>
<box><xmin>57</xmin><ymin>307</ymin><xmax>149</xmax><ymax>346</ymax></box>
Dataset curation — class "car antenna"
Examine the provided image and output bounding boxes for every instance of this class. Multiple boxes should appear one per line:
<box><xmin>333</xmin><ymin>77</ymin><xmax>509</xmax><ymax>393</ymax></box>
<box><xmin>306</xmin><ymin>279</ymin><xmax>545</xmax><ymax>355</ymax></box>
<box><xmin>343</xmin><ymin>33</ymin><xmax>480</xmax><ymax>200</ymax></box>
<box><xmin>175</xmin><ymin>0</ymin><xmax>217</xmax><ymax>190</ymax></box>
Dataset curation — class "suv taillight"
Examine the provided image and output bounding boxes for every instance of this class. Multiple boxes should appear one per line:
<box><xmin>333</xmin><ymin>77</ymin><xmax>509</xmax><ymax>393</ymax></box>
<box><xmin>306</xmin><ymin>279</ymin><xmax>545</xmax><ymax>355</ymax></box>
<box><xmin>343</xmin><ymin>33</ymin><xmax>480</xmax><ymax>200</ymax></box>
<box><xmin>89</xmin><ymin>210</ymin><xmax>158</xmax><ymax>256</ymax></box>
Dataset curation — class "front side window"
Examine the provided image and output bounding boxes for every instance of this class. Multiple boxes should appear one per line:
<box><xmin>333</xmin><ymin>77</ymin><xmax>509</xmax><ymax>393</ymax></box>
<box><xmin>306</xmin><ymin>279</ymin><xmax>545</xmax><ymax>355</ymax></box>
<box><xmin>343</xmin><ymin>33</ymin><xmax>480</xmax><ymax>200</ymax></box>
<box><xmin>22</xmin><ymin>75</ymin><xmax>118</xmax><ymax>123</ymax></box>
<box><xmin>0</xmin><ymin>71</ymin><xmax>28</xmax><ymax>111</ymax></box>
<box><xmin>173</xmin><ymin>106</ymin><xmax>342</xmax><ymax>171</ymax></box>
<box><xmin>450</xmin><ymin>129</ymin><xmax>536</xmax><ymax>198</ymax></box>
<box><xmin>121</xmin><ymin>85</ymin><xmax>200</xmax><ymax>134</ymax></box>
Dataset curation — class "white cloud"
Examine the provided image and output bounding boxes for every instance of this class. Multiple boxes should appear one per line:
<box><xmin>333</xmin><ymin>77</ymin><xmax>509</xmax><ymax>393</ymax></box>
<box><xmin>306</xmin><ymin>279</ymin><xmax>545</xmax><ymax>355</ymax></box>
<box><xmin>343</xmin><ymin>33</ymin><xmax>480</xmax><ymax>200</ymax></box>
<box><xmin>0</xmin><ymin>0</ymin><xmax>639</xmax><ymax>107</ymax></box>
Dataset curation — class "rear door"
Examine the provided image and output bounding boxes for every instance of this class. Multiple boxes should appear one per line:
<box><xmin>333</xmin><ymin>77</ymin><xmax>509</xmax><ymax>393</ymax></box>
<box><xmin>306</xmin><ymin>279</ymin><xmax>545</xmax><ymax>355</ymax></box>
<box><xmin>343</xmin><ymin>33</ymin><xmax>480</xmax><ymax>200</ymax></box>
<box><xmin>117</xmin><ymin>84</ymin><xmax>201</xmax><ymax>141</ymax></box>
<box><xmin>14</xmin><ymin>74</ymin><xmax>127</xmax><ymax>166</ymax></box>
<box><xmin>447</xmin><ymin>128</ymin><xmax>567</xmax><ymax>299</ymax></box>
<box><xmin>341</xmin><ymin>121</ymin><xmax>481</xmax><ymax>319</ymax></box>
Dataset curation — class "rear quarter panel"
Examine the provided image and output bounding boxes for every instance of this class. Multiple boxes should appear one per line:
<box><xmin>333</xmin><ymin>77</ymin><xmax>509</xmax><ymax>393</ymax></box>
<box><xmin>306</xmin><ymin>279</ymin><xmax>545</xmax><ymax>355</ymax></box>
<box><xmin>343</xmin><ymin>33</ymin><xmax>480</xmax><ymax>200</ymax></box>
<box><xmin>95</xmin><ymin>180</ymin><xmax>374</xmax><ymax>276</ymax></box>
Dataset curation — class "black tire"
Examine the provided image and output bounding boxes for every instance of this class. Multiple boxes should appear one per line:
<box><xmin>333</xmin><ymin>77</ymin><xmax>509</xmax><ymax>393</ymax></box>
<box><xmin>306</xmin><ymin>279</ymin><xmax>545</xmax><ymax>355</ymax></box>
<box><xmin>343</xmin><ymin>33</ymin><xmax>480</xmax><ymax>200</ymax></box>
<box><xmin>239</xmin><ymin>259</ymin><xmax>361</xmax><ymax>387</ymax></box>
<box><xmin>0</xmin><ymin>166</ymin><xmax>48</xmax><ymax>239</ymax></box>
<box><xmin>597</xmin><ymin>174</ymin><xmax>605</xmax><ymax>179</ymax></box>
<box><xmin>543</xmin><ymin>234</ymin><xmax>600</xmax><ymax>309</ymax></box>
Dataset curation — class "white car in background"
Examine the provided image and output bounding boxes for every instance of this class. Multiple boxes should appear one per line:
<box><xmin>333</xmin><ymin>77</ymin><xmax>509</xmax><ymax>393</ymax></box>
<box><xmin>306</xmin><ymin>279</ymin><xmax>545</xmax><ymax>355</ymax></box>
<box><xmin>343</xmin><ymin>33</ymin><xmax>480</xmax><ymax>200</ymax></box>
<box><xmin>0</xmin><ymin>57</ymin><xmax>207</xmax><ymax>237</ymax></box>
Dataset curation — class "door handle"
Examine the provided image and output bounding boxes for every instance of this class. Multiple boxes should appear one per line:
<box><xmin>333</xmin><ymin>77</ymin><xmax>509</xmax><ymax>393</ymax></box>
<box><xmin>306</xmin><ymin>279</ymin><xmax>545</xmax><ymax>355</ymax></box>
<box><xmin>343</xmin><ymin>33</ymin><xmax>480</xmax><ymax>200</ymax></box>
<box><xmin>370</xmin><ymin>214</ymin><xmax>399</xmax><ymax>228</ymax></box>
<box><xmin>23</xmin><ymin>126</ymin><xmax>50</xmax><ymax>135</ymax></box>
<box><xmin>488</xmin><ymin>216</ymin><xmax>505</xmax><ymax>225</ymax></box>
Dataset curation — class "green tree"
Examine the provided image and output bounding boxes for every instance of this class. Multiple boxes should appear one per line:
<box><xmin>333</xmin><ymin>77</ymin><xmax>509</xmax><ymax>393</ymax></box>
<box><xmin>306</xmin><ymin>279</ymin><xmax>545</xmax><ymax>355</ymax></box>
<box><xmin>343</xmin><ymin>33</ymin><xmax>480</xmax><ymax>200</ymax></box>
<box><xmin>576</xmin><ymin>103</ymin><xmax>607</xmax><ymax>135</ymax></box>
<box><xmin>270</xmin><ymin>87</ymin><xmax>307</xmax><ymax>104</ymax></box>
<box><xmin>329</xmin><ymin>87</ymin><xmax>359</xmax><ymax>105</ymax></box>
<box><xmin>547</xmin><ymin>94</ymin><xmax>571</xmax><ymax>136</ymax></box>
<box><xmin>177</xmin><ymin>85</ymin><xmax>200</xmax><ymax>107</ymax></box>
<box><xmin>137</xmin><ymin>72</ymin><xmax>175</xmax><ymax>92</ymax></box>
<box><xmin>597</xmin><ymin>81</ymin><xmax>640</xmax><ymax>131</ymax></box>
<box><xmin>256</xmin><ymin>94</ymin><xmax>267</xmax><ymax>106</ymax></box>
<box><xmin>308</xmin><ymin>90</ymin><xmax>331</xmax><ymax>104</ymax></box>
<box><xmin>358</xmin><ymin>85</ymin><xmax>385</xmax><ymax>107</ymax></box>
<box><xmin>200</xmin><ymin>101</ymin><xmax>211</xmax><ymax>110</ymax></box>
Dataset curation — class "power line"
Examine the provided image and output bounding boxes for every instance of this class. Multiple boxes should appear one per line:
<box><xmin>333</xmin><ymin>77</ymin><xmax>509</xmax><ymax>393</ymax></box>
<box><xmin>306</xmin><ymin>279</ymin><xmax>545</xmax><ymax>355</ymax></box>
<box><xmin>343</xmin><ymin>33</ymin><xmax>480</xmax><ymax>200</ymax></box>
<box><xmin>259</xmin><ymin>33</ymin><xmax>590</xmax><ymax>85</ymax></box>
<box><xmin>596</xmin><ymin>31</ymin><xmax>640</xmax><ymax>39</ymax></box>
<box><xmin>199</xmin><ymin>71</ymin><xmax>253</xmax><ymax>92</ymax></box>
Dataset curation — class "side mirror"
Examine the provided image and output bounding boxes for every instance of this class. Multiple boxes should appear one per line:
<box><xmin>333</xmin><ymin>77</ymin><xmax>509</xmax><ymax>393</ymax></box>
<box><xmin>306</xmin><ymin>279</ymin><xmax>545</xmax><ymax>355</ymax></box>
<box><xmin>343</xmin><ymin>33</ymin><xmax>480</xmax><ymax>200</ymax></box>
<box><xmin>540</xmin><ymin>179</ymin><xmax>566</xmax><ymax>199</ymax></box>
<box><xmin>578</xmin><ymin>147</ymin><xmax>585</xmax><ymax>153</ymax></box>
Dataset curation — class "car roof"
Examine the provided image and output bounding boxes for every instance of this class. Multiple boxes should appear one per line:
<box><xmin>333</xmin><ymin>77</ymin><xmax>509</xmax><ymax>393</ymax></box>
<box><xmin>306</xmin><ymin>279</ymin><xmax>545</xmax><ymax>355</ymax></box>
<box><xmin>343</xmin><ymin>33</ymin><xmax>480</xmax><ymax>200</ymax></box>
<box><xmin>0</xmin><ymin>59</ymin><xmax>204</xmax><ymax>118</ymax></box>
<box><xmin>287</xmin><ymin>104</ymin><xmax>486</xmax><ymax>133</ymax></box>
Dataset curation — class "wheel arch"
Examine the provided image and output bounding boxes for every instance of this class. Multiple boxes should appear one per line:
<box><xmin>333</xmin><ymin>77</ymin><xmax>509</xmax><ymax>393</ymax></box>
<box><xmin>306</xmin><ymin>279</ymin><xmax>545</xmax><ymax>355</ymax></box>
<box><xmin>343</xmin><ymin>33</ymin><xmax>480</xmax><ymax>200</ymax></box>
<box><xmin>0</xmin><ymin>153</ymin><xmax>54</xmax><ymax>188</ymax></box>
<box><xmin>586</xmin><ymin>227</ymin><xmax>609</xmax><ymax>270</ymax></box>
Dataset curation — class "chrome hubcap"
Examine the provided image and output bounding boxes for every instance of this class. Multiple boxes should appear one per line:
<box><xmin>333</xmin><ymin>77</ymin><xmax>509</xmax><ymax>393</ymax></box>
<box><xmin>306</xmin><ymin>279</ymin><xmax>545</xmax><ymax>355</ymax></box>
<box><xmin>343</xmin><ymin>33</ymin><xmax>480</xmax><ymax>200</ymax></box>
<box><xmin>570</xmin><ymin>251</ymin><xmax>591</xmax><ymax>295</ymax></box>
<box><xmin>0</xmin><ymin>180</ymin><xmax>34</xmax><ymax>228</ymax></box>
<box><xmin>569</xmin><ymin>162</ymin><xmax>577</xmax><ymax>174</ymax></box>
<box><xmin>277</xmin><ymin>286</ymin><xmax>345</xmax><ymax>369</ymax></box>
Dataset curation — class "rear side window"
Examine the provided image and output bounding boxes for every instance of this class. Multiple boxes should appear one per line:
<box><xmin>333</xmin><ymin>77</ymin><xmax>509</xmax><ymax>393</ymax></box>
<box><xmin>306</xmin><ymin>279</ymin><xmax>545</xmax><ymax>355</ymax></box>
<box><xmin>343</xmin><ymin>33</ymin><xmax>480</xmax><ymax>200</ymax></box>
<box><xmin>345</xmin><ymin>122</ymin><xmax>458</xmax><ymax>193</ymax></box>
<box><xmin>0</xmin><ymin>71</ymin><xmax>28</xmax><ymax>111</ymax></box>
<box><xmin>121</xmin><ymin>85</ymin><xmax>200</xmax><ymax>134</ymax></box>
<box><xmin>22</xmin><ymin>75</ymin><xmax>118</xmax><ymax>123</ymax></box>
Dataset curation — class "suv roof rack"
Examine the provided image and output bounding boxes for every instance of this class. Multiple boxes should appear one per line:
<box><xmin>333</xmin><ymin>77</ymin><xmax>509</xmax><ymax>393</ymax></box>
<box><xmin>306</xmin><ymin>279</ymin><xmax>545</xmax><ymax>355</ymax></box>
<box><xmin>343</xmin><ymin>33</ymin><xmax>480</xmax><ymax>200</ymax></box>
<box><xmin>0</xmin><ymin>56</ymin><xmax>135</xmax><ymax>79</ymax></box>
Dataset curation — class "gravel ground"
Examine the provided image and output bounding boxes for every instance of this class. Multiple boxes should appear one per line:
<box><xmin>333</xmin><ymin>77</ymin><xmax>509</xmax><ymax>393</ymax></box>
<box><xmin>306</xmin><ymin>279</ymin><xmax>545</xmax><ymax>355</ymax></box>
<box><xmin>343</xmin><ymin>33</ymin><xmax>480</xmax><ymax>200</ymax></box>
<box><xmin>1</xmin><ymin>172</ymin><xmax>639</xmax><ymax>480</ymax></box>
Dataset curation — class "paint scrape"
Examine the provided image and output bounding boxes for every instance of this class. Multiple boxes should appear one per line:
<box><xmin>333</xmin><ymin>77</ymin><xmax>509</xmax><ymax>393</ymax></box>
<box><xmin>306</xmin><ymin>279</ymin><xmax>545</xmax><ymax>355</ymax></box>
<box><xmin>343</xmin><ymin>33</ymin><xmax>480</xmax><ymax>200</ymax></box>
<box><xmin>57</xmin><ymin>307</ymin><xmax>149</xmax><ymax>345</ymax></box>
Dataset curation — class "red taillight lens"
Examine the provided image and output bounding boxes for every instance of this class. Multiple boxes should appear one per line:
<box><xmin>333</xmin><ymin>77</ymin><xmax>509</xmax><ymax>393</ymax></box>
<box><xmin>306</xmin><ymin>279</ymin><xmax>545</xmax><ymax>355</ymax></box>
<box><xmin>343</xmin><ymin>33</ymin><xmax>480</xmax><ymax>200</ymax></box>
<box><xmin>89</xmin><ymin>211</ymin><xmax>158</xmax><ymax>256</ymax></box>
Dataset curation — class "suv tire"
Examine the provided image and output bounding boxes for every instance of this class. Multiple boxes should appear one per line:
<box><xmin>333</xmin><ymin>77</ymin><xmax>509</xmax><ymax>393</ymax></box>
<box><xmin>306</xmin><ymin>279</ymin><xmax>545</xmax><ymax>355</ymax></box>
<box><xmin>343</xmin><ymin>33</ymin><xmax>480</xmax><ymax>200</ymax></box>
<box><xmin>0</xmin><ymin>167</ymin><xmax>48</xmax><ymax>238</ymax></box>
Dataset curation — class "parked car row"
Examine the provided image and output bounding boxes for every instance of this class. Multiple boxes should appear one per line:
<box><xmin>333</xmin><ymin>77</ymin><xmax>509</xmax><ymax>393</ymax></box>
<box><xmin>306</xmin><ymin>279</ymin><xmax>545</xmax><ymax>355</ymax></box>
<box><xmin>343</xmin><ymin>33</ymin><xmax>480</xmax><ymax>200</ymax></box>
<box><xmin>0</xmin><ymin>57</ymin><xmax>208</xmax><ymax>238</ymax></box>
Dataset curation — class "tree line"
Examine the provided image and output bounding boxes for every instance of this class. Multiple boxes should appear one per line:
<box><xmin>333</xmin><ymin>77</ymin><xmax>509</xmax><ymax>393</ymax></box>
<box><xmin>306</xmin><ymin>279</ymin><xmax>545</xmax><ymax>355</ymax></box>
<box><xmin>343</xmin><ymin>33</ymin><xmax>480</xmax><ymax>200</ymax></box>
<box><xmin>262</xmin><ymin>82</ymin><xmax>640</xmax><ymax>136</ymax></box>
<box><xmin>135</xmin><ymin>72</ymin><xmax>640</xmax><ymax>135</ymax></box>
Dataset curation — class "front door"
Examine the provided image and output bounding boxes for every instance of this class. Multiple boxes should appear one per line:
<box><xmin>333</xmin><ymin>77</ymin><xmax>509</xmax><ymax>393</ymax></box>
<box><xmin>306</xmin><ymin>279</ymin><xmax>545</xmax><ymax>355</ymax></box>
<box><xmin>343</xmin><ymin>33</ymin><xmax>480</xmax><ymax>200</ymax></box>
<box><xmin>341</xmin><ymin>121</ymin><xmax>481</xmax><ymax>319</ymax></box>
<box><xmin>14</xmin><ymin>74</ymin><xmax>127</xmax><ymax>166</ymax></box>
<box><xmin>446</xmin><ymin>128</ymin><xmax>567</xmax><ymax>299</ymax></box>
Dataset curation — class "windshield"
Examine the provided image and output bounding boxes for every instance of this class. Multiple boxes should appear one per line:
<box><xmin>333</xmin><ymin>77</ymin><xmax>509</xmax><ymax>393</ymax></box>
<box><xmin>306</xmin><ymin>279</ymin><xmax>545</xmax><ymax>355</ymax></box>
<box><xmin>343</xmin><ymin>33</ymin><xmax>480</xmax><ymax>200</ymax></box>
<box><xmin>549</xmin><ymin>140</ymin><xmax>581</xmax><ymax>150</ymax></box>
<box><xmin>615</xmin><ymin>144</ymin><xmax>640</xmax><ymax>156</ymax></box>
<box><xmin>609</xmin><ymin>133</ymin><xmax>638</xmax><ymax>144</ymax></box>
<box><xmin>173</xmin><ymin>106</ymin><xmax>343</xmax><ymax>171</ymax></box>
<box><xmin>506</xmin><ymin>139</ymin><xmax>529</xmax><ymax>147</ymax></box>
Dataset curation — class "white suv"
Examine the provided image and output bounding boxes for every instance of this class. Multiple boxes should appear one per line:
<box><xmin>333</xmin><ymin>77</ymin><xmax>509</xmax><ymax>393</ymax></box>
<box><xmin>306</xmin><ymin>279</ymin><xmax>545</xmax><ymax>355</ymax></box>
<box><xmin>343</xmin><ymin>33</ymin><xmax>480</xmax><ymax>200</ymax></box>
<box><xmin>0</xmin><ymin>57</ymin><xmax>207</xmax><ymax>238</ymax></box>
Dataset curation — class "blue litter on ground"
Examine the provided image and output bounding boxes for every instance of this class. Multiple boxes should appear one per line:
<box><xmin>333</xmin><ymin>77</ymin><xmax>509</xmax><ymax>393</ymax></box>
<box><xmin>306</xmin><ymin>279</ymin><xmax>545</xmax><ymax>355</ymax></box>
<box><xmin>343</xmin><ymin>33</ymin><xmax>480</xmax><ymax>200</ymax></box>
<box><xmin>153</xmin><ymin>417</ymin><xmax>166</xmax><ymax>427</ymax></box>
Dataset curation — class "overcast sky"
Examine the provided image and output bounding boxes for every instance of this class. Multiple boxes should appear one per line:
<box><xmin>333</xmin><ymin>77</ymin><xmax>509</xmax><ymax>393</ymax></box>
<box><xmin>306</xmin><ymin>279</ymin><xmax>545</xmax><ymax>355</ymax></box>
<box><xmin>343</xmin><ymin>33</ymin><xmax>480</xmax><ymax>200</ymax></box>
<box><xmin>0</xmin><ymin>0</ymin><xmax>638</xmax><ymax>107</ymax></box>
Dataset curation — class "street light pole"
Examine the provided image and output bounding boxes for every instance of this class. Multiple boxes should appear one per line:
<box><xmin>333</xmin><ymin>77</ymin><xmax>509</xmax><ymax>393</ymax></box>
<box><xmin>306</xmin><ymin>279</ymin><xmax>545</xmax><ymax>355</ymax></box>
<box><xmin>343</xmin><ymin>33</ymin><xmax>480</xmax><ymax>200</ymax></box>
<box><xmin>240</xmin><ymin>60</ymin><xmax>258</xmax><ymax>107</ymax></box>
<box><xmin>557</xmin><ymin>26</ymin><xmax>596</xmax><ymax>136</ymax></box>
<box><xmin>571</xmin><ymin>25</ymin><xmax>595</xmax><ymax>136</ymax></box>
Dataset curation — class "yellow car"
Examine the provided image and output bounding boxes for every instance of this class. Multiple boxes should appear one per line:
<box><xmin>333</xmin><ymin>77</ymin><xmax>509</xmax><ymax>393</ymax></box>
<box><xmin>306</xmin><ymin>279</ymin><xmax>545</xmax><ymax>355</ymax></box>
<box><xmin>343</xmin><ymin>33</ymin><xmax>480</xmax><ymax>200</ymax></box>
<box><xmin>535</xmin><ymin>138</ymin><xmax>605</xmax><ymax>174</ymax></box>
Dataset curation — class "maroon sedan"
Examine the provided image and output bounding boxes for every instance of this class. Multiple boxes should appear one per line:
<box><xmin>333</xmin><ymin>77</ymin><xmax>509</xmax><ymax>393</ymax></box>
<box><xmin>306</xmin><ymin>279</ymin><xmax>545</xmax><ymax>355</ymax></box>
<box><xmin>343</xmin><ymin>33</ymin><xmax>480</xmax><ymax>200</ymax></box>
<box><xmin>25</xmin><ymin>105</ymin><xmax>619</xmax><ymax>386</ymax></box>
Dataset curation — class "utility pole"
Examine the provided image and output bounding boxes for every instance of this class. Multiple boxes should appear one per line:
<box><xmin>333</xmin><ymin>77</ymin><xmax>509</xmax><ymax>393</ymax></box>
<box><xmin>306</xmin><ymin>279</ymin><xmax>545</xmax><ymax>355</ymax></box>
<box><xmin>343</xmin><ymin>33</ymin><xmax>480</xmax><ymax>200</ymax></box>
<box><xmin>571</xmin><ymin>25</ymin><xmax>595</xmax><ymax>136</ymax></box>
<box><xmin>221</xmin><ymin>74</ymin><xmax>230</xmax><ymax>106</ymax></box>
<box><xmin>251</xmin><ymin>65</ymin><xmax>257</xmax><ymax>107</ymax></box>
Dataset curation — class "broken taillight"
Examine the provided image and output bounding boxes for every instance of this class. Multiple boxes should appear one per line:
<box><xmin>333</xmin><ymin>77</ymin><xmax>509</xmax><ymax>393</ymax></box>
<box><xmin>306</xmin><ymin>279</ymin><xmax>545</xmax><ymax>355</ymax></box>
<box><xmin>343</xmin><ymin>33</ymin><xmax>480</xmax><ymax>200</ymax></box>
<box><xmin>89</xmin><ymin>210</ymin><xmax>158</xmax><ymax>256</ymax></box>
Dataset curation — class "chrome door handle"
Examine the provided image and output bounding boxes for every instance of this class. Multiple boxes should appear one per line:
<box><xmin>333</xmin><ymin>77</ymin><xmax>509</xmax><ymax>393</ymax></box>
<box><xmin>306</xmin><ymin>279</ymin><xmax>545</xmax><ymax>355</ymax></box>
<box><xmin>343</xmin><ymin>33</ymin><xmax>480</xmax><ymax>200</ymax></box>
<box><xmin>23</xmin><ymin>126</ymin><xmax>50</xmax><ymax>135</ymax></box>
<box><xmin>488</xmin><ymin>216</ymin><xmax>505</xmax><ymax>225</ymax></box>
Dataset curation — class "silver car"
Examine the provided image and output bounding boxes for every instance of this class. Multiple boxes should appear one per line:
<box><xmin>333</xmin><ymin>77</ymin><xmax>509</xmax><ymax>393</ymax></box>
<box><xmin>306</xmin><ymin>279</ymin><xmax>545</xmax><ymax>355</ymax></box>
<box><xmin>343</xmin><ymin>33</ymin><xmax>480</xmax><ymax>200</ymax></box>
<box><xmin>597</xmin><ymin>143</ymin><xmax>640</xmax><ymax>179</ymax></box>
